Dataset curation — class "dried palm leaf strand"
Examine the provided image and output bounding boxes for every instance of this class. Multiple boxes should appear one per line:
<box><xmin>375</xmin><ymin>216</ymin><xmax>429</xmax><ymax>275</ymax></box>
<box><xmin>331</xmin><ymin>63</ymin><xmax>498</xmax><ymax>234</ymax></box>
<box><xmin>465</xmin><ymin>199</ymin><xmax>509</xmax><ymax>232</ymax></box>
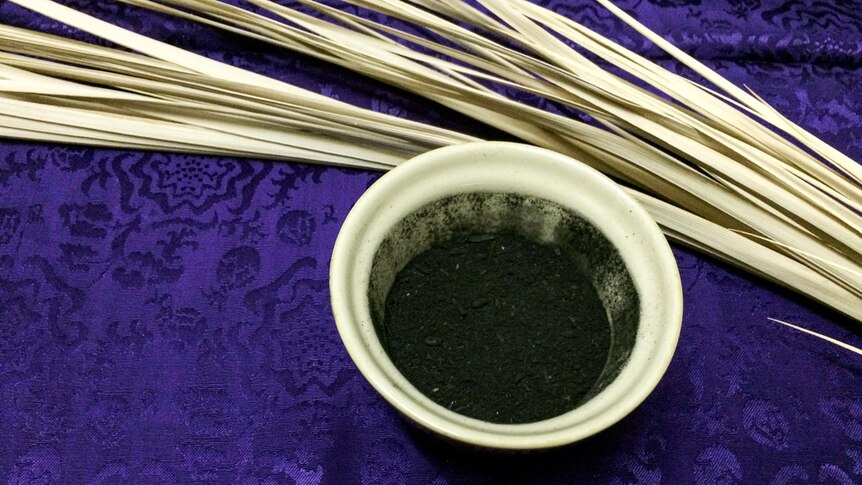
<box><xmin>769</xmin><ymin>319</ymin><xmax>862</xmax><ymax>356</ymax></box>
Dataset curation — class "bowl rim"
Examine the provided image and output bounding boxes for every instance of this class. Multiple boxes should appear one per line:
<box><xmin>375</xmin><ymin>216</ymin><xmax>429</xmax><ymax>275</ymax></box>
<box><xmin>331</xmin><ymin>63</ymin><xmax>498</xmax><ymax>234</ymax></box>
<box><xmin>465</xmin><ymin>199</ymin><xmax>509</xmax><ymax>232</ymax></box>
<box><xmin>330</xmin><ymin>141</ymin><xmax>683</xmax><ymax>449</ymax></box>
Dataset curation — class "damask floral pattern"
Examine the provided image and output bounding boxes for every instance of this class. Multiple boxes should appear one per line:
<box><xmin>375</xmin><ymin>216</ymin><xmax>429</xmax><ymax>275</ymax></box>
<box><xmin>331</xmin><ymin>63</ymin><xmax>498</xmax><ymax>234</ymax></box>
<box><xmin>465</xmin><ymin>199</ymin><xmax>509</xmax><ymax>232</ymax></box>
<box><xmin>0</xmin><ymin>208</ymin><xmax>21</xmax><ymax>245</ymax></box>
<box><xmin>1</xmin><ymin>0</ymin><xmax>862</xmax><ymax>483</ymax></box>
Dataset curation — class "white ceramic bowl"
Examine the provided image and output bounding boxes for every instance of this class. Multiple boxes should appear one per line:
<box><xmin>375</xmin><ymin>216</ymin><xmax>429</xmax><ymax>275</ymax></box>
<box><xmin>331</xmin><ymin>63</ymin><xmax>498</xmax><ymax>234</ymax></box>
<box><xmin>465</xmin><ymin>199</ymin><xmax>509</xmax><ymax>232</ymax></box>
<box><xmin>330</xmin><ymin>142</ymin><xmax>682</xmax><ymax>449</ymax></box>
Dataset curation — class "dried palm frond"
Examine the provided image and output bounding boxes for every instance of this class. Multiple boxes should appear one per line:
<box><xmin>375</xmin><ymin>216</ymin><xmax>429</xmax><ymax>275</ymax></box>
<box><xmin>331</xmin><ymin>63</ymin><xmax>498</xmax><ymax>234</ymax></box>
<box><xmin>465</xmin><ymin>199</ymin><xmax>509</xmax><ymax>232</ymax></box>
<box><xmin>2</xmin><ymin>0</ymin><xmax>862</xmax><ymax>329</ymax></box>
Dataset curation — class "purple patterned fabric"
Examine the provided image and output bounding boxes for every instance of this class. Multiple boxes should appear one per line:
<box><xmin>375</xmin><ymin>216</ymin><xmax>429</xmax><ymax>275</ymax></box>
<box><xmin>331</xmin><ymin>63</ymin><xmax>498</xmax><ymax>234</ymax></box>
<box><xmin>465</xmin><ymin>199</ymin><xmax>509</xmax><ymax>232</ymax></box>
<box><xmin>2</xmin><ymin>0</ymin><xmax>862</xmax><ymax>483</ymax></box>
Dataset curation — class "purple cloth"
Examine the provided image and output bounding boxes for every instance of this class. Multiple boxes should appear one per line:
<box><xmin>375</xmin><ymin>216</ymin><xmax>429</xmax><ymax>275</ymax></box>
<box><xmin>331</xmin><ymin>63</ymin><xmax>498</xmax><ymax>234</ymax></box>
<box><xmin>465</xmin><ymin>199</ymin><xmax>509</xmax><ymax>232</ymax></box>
<box><xmin>2</xmin><ymin>0</ymin><xmax>862</xmax><ymax>483</ymax></box>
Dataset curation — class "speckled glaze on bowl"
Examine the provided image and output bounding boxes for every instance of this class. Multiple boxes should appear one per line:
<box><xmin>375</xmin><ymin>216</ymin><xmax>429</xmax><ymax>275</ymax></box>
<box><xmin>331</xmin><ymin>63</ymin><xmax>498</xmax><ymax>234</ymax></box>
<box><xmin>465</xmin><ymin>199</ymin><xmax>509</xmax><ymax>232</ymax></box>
<box><xmin>330</xmin><ymin>142</ymin><xmax>682</xmax><ymax>450</ymax></box>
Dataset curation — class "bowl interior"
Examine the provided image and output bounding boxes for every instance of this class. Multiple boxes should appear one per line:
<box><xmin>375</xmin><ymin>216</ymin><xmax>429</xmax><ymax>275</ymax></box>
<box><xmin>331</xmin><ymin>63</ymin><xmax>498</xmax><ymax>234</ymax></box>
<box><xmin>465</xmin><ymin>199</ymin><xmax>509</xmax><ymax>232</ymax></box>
<box><xmin>368</xmin><ymin>192</ymin><xmax>640</xmax><ymax>411</ymax></box>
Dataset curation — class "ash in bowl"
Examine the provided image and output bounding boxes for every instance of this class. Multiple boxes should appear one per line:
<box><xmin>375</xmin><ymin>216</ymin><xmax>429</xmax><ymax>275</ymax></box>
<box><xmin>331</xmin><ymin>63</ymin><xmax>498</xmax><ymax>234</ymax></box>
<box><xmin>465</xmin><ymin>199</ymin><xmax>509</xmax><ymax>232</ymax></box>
<box><xmin>368</xmin><ymin>193</ymin><xmax>639</xmax><ymax>424</ymax></box>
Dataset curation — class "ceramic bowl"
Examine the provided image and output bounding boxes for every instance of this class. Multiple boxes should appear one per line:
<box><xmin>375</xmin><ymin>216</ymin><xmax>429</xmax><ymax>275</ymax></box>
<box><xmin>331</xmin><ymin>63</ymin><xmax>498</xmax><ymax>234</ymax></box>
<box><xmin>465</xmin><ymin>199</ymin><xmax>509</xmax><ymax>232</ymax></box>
<box><xmin>329</xmin><ymin>141</ymin><xmax>682</xmax><ymax>449</ymax></box>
